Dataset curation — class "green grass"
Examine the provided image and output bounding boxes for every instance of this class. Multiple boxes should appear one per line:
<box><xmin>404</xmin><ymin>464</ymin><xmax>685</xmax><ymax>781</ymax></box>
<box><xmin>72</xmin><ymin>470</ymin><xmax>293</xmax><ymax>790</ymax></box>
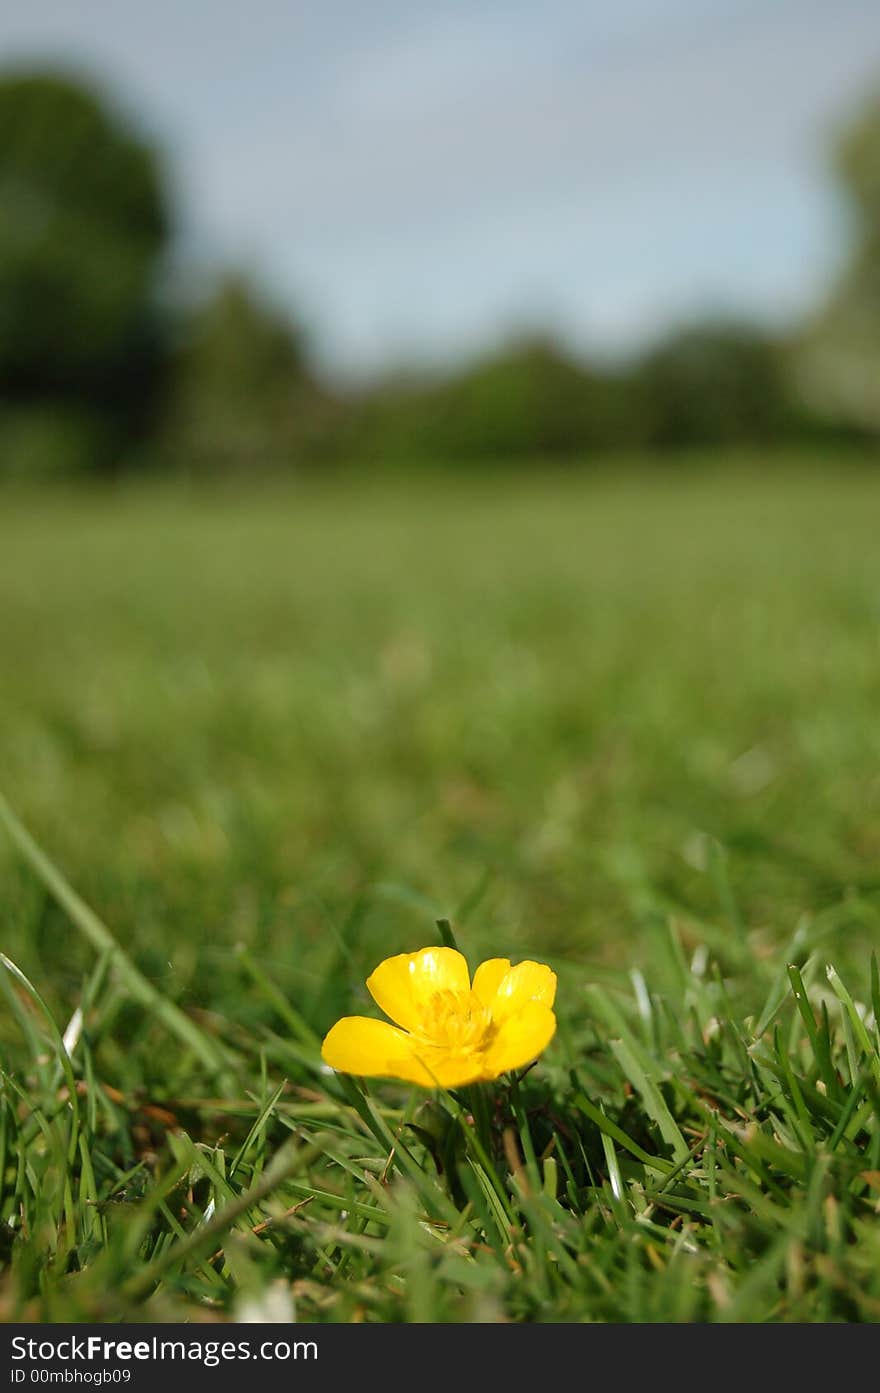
<box><xmin>2</xmin><ymin>454</ymin><xmax>880</xmax><ymax>1321</ymax></box>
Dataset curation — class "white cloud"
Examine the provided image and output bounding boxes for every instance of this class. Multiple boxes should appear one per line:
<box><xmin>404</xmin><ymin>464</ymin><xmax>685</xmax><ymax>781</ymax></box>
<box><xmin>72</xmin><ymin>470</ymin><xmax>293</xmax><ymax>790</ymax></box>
<box><xmin>1</xmin><ymin>0</ymin><xmax>879</xmax><ymax>372</ymax></box>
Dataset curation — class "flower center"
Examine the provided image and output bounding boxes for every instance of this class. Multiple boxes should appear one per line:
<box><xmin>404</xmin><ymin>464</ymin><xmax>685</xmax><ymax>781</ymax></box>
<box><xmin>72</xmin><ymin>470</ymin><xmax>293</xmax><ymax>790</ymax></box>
<box><xmin>414</xmin><ymin>989</ymin><xmax>494</xmax><ymax>1054</ymax></box>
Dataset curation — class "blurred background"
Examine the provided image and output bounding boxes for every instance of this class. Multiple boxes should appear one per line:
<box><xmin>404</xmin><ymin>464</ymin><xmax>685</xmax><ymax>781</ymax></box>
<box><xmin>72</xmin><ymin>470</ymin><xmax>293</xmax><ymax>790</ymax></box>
<box><xmin>2</xmin><ymin>1</ymin><xmax>880</xmax><ymax>1032</ymax></box>
<box><xmin>2</xmin><ymin>0</ymin><xmax>880</xmax><ymax>476</ymax></box>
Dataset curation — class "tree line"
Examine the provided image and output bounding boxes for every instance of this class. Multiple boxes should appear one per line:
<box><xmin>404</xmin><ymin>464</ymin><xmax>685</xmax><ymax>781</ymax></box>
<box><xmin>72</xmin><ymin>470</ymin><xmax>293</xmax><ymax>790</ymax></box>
<box><xmin>1</xmin><ymin>70</ymin><xmax>878</xmax><ymax>480</ymax></box>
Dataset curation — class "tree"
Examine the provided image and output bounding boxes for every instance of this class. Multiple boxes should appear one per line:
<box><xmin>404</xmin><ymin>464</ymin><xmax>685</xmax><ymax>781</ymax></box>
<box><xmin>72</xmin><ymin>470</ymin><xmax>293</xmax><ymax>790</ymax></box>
<box><xmin>357</xmin><ymin>337</ymin><xmax>632</xmax><ymax>465</ymax></box>
<box><xmin>161</xmin><ymin>274</ymin><xmax>331</xmax><ymax>470</ymax></box>
<box><xmin>630</xmin><ymin>321</ymin><xmax>794</xmax><ymax>448</ymax></box>
<box><xmin>794</xmin><ymin>90</ymin><xmax>880</xmax><ymax>434</ymax></box>
<box><xmin>0</xmin><ymin>70</ymin><xmax>170</xmax><ymax>473</ymax></box>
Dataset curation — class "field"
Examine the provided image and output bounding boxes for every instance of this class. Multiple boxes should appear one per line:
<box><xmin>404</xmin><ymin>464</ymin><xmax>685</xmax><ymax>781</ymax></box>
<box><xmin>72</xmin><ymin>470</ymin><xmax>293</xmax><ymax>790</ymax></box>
<box><xmin>2</xmin><ymin>456</ymin><xmax>880</xmax><ymax>1322</ymax></box>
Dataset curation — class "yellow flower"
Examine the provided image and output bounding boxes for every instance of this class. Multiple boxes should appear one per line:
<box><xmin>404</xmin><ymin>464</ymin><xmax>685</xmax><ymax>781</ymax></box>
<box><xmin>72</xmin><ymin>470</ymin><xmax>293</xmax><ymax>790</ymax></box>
<box><xmin>321</xmin><ymin>946</ymin><xmax>556</xmax><ymax>1088</ymax></box>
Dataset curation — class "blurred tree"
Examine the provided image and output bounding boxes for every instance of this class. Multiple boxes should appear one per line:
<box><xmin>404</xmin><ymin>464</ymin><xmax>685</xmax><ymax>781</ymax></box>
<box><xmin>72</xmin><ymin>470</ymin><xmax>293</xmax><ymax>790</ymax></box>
<box><xmin>356</xmin><ymin>337</ymin><xmax>632</xmax><ymax>465</ymax></box>
<box><xmin>630</xmin><ymin>321</ymin><xmax>795</xmax><ymax>448</ymax></box>
<box><xmin>0</xmin><ymin>70</ymin><xmax>170</xmax><ymax>474</ymax></box>
<box><xmin>436</xmin><ymin>337</ymin><xmax>630</xmax><ymax>458</ymax></box>
<box><xmin>838</xmin><ymin>92</ymin><xmax>880</xmax><ymax>225</ymax></box>
<box><xmin>161</xmin><ymin>274</ymin><xmax>333</xmax><ymax>470</ymax></box>
<box><xmin>794</xmin><ymin>91</ymin><xmax>880</xmax><ymax>434</ymax></box>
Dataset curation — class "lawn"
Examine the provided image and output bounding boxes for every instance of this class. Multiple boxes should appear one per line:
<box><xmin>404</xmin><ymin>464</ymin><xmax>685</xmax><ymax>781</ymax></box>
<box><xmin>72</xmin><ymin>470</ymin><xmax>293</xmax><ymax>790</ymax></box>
<box><xmin>1</xmin><ymin>455</ymin><xmax>880</xmax><ymax>1321</ymax></box>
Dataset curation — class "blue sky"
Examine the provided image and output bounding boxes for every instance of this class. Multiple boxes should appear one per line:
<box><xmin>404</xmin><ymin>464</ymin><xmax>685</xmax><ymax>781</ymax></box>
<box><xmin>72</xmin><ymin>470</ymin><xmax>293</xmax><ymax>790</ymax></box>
<box><xmin>2</xmin><ymin>0</ymin><xmax>880</xmax><ymax>378</ymax></box>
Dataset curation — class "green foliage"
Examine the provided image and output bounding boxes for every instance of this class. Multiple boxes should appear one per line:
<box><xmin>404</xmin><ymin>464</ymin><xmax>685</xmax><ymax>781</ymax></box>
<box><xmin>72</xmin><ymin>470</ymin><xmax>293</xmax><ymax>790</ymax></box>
<box><xmin>356</xmin><ymin>338</ymin><xmax>633</xmax><ymax>464</ymax></box>
<box><xmin>0</xmin><ymin>70</ymin><xmax>169</xmax><ymax>471</ymax></box>
<box><xmin>0</xmin><ymin>402</ymin><xmax>114</xmax><ymax>479</ymax></box>
<box><xmin>161</xmin><ymin>275</ymin><xmax>331</xmax><ymax>472</ymax></box>
<box><xmin>346</xmin><ymin>327</ymin><xmax>821</xmax><ymax>468</ymax></box>
<box><xmin>631</xmin><ymin>321</ymin><xmax>798</xmax><ymax>447</ymax></box>
<box><xmin>796</xmin><ymin>88</ymin><xmax>880</xmax><ymax>433</ymax></box>
<box><xmin>2</xmin><ymin>463</ymin><xmax>880</xmax><ymax>1319</ymax></box>
<box><xmin>836</xmin><ymin>91</ymin><xmax>880</xmax><ymax>231</ymax></box>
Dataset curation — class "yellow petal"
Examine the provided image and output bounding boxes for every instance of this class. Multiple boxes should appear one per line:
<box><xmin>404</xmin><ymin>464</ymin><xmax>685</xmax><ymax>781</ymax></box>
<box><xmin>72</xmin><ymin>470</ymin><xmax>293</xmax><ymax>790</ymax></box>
<box><xmin>482</xmin><ymin>1002</ymin><xmax>556</xmax><ymax>1076</ymax></box>
<box><xmin>366</xmin><ymin>946</ymin><xmax>470</xmax><ymax>1029</ymax></box>
<box><xmin>472</xmin><ymin>958</ymin><xmax>512</xmax><ymax>1008</ymax></box>
<box><xmin>321</xmin><ymin>1016</ymin><xmax>436</xmax><ymax>1085</ymax></box>
<box><xmin>491</xmin><ymin>960</ymin><xmax>557</xmax><ymax>1023</ymax></box>
<box><xmin>364</xmin><ymin>954</ymin><xmax>425</xmax><ymax>1031</ymax></box>
<box><xmin>410</xmin><ymin>1047</ymin><xmax>488</xmax><ymax>1090</ymax></box>
<box><xmin>321</xmin><ymin>1016</ymin><xmax>486</xmax><ymax>1089</ymax></box>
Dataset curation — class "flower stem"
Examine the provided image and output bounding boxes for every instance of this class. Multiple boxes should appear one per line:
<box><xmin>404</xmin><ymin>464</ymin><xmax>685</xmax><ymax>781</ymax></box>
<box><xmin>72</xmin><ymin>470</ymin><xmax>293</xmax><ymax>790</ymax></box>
<box><xmin>465</xmin><ymin>1083</ymin><xmax>493</xmax><ymax>1159</ymax></box>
